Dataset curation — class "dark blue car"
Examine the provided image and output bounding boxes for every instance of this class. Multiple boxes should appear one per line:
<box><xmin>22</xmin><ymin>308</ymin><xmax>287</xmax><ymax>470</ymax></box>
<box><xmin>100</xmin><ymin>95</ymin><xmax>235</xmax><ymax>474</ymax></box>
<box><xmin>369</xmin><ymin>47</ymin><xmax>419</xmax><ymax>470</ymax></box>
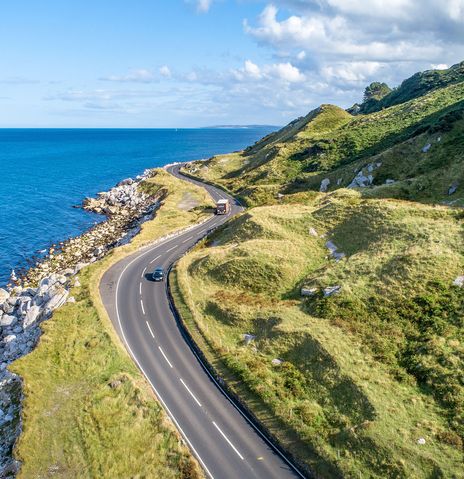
<box><xmin>152</xmin><ymin>267</ymin><xmax>164</xmax><ymax>282</ymax></box>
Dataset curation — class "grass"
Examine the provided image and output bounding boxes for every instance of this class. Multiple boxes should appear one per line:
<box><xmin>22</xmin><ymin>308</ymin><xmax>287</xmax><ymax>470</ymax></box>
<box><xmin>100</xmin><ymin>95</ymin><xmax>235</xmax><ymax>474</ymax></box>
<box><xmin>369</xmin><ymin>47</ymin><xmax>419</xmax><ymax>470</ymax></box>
<box><xmin>10</xmin><ymin>168</ymin><xmax>214</xmax><ymax>478</ymax></box>
<box><xmin>173</xmin><ymin>194</ymin><xmax>464</xmax><ymax>478</ymax></box>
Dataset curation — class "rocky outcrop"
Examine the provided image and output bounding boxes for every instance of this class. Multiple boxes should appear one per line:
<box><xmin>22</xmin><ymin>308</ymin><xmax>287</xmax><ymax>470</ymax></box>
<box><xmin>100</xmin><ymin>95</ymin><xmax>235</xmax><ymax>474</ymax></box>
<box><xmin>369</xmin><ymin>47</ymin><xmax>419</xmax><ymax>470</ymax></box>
<box><xmin>82</xmin><ymin>174</ymin><xmax>154</xmax><ymax>216</ymax></box>
<box><xmin>18</xmin><ymin>169</ymin><xmax>166</xmax><ymax>287</ymax></box>
<box><xmin>348</xmin><ymin>162</ymin><xmax>382</xmax><ymax>188</ymax></box>
<box><xmin>326</xmin><ymin>240</ymin><xmax>345</xmax><ymax>261</ymax></box>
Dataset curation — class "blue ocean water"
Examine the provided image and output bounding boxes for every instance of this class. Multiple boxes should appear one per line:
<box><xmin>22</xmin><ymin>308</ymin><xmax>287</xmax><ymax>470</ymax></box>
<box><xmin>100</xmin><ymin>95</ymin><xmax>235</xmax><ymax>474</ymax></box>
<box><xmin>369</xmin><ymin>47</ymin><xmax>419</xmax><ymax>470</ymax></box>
<box><xmin>0</xmin><ymin>127</ymin><xmax>276</xmax><ymax>286</ymax></box>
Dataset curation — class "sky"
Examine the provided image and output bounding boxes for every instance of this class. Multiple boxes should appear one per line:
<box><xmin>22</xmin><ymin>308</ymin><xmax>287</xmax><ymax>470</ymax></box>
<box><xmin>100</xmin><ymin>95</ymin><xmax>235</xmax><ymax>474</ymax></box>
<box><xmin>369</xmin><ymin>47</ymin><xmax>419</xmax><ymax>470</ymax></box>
<box><xmin>1</xmin><ymin>0</ymin><xmax>464</xmax><ymax>127</ymax></box>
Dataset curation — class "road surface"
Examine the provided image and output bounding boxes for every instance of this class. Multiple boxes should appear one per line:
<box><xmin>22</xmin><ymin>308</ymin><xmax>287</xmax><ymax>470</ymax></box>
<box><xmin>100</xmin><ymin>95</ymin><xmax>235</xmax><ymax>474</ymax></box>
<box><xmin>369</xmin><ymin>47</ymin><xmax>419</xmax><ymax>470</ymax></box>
<box><xmin>101</xmin><ymin>164</ymin><xmax>304</xmax><ymax>479</ymax></box>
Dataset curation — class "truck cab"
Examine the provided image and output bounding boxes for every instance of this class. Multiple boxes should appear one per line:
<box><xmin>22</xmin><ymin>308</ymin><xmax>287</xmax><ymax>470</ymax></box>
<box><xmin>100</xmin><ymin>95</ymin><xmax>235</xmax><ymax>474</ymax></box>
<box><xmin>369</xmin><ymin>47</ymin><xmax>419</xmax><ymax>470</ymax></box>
<box><xmin>216</xmin><ymin>199</ymin><xmax>230</xmax><ymax>215</ymax></box>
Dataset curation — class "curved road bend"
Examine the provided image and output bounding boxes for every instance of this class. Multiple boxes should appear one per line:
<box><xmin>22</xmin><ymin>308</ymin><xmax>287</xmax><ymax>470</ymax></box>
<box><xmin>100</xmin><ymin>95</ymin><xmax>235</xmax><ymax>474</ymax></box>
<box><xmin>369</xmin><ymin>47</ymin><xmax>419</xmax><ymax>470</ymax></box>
<box><xmin>100</xmin><ymin>164</ymin><xmax>303</xmax><ymax>479</ymax></box>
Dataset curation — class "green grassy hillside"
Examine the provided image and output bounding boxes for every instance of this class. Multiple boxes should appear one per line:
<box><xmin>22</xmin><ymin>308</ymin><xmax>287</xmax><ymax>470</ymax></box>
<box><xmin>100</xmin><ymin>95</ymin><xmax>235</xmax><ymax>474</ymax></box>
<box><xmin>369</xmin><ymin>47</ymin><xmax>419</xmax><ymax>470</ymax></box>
<box><xmin>176</xmin><ymin>64</ymin><xmax>464</xmax><ymax>478</ymax></box>
<box><xmin>357</xmin><ymin>61</ymin><xmax>464</xmax><ymax>114</ymax></box>
<box><xmin>174</xmin><ymin>194</ymin><xmax>464</xmax><ymax>478</ymax></box>
<box><xmin>182</xmin><ymin>74</ymin><xmax>464</xmax><ymax>208</ymax></box>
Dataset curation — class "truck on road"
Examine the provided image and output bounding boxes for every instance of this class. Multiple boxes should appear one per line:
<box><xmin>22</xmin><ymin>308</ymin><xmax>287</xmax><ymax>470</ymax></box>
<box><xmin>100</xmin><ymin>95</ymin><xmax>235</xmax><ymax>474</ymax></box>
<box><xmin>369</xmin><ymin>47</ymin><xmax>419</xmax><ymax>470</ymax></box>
<box><xmin>216</xmin><ymin>199</ymin><xmax>230</xmax><ymax>215</ymax></box>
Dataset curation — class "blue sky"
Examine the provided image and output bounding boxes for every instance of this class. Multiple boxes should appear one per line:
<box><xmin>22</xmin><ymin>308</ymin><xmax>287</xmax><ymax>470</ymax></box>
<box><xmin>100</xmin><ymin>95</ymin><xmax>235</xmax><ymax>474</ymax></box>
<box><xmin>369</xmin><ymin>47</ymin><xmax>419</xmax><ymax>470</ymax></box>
<box><xmin>1</xmin><ymin>0</ymin><xmax>464</xmax><ymax>127</ymax></box>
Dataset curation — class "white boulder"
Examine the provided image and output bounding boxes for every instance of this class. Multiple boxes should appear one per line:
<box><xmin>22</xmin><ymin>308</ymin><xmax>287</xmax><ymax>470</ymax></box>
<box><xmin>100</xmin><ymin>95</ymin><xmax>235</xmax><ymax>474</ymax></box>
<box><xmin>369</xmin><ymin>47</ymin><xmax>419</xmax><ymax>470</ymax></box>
<box><xmin>0</xmin><ymin>315</ymin><xmax>16</xmax><ymax>327</ymax></box>
<box><xmin>24</xmin><ymin>305</ymin><xmax>42</xmax><ymax>328</ymax></box>
<box><xmin>301</xmin><ymin>287</ymin><xmax>318</xmax><ymax>297</ymax></box>
<box><xmin>0</xmin><ymin>288</ymin><xmax>9</xmax><ymax>304</ymax></box>
<box><xmin>323</xmin><ymin>285</ymin><xmax>342</xmax><ymax>297</ymax></box>
<box><xmin>422</xmin><ymin>143</ymin><xmax>432</xmax><ymax>153</ymax></box>
<box><xmin>320</xmin><ymin>178</ymin><xmax>330</xmax><ymax>192</ymax></box>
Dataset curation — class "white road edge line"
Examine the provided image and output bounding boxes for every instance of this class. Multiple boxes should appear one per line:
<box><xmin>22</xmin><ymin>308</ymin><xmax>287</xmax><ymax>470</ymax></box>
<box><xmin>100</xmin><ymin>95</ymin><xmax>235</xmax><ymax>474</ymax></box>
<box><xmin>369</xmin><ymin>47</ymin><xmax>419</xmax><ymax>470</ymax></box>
<box><xmin>158</xmin><ymin>346</ymin><xmax>173</xmax><ymax>368</ymax></box>
<box><xmin>146</xmin><ymin>321</ymin><xmax>155</xmax><ymax>338</ymax></box>
<box><xmin>212</xmin><ymin>421</ymin><xmax>244</xmax><ymax>460</ymax></box>
<box><xmin>140</xmin><ymin>299</ymin><xmax>145</xmax><ymax>315</ymax></box>
<box><xmin>112</xmin><ymin>171</ymin><xmax>302</xmax><ymax>478</ymax></box>
<box><xmin>180</xmin><ymin>378</ymin><xmax>202</xmax><ymax>407</ymax></box>
<box><xmin>115</xmin><ymin>256</ymin><xmax>214</xmax><ymax>479</ymax></box>
<box><xmin>182</xmin><ymin>236</ymin><xmax>193</xmax><ymax>244</ymax></box>
<box><xmin>166</xmin><ymin>245</ymin><xmax>177</xmax><ymax>253</ymax></box>
<box><xmin>150</xmin><ymin>254</ymin><xmax>161</xmax><ymax>265</ymax></box>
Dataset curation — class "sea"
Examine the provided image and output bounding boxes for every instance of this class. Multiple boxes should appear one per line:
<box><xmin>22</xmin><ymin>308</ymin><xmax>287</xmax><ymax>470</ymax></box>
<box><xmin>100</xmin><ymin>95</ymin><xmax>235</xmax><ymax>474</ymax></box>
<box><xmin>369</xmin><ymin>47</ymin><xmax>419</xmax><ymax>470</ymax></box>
<box><xmin>0</xmin><ymin>127</ymin><xmax>276</xmax><ymax>286</ymax></box>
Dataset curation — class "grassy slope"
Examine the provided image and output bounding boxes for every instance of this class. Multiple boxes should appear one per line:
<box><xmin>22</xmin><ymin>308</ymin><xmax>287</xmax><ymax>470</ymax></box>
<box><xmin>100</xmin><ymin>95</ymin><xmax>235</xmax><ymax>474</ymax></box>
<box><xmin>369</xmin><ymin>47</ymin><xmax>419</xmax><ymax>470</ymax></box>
<box><xmin>174</xmin><ymin>195</ymin><xmax>464</xmax><ymax>478</ymax></box>
<box><xmin>11</xmin><ymin>169</ymin><xmax>214</xmax><ymax>478</ymax></box>
<box><xmin>183</xmin><ymin>82</ymin><xmax>464</xmax><ymax>207</ymax></box>
<box><xmin>359</xmin><ymin>61</ymin><xmax>464</xmax><ymax>114</ymax></box>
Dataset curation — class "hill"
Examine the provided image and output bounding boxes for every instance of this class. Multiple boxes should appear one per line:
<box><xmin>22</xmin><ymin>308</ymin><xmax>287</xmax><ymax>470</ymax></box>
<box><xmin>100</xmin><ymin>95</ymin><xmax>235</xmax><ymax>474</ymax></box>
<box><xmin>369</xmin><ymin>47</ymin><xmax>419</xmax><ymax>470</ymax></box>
<box><xmin>182</xmin><ymin>69</ymin><xmax>464</xmax><ymax>208</ymax></box>
<box><xmin>356</xmin><ymin>61</ymin><xmax>464</xmax><ymax>114</ymax></box>
<box><xmin>176</xmin><ymin>63</ymin><xmax>464</xmax><ymax>477</ymax></box>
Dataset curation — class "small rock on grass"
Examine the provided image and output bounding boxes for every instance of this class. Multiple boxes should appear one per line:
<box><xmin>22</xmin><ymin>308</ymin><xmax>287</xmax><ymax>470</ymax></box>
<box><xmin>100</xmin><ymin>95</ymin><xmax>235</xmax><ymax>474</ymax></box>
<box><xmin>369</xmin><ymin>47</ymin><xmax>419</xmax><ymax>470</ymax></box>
<box><xmin>323</xmin><ymin>285</ymin><xmax>342</xmax><ymax>297</ymax></box>
<box><xmin>243</xmin><ymin>334</ymin><xmax>256</xmax><ymax>345</ymax></box>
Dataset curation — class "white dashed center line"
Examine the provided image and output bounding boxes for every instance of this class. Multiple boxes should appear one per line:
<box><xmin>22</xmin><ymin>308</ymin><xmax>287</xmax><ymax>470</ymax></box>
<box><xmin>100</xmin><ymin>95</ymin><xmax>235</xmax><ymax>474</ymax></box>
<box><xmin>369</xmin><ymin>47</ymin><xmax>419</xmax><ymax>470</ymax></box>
<box><xmin>139</xmin><ymin>282</ymin><xmax>142</xmax><ymax>295</ymax></box>
<box><xmin>159</xmin><ymin>346</ymin><xmax>173</xmax><ymax>368</ymax></box>
<box><xmin>182</xmin><ymin>236</ymin><xmax>193</xmax><ymax>244</ymax></box>
<box><xmin>150</xmin><ymin>254</ymin><xmax>161</xmax><ymax>265</ymax></box>
<box><xmin>141</xmin><ymin>267</ymin><xmax>147</xmax><ymax>279</ymax></box>
<box><xmin>212</xmin><ymin>422</ymin><xmax>244</xmax><ymax>460</ymax></box>
<box><xmin>166</xmin><ymin>245</ymin><xmax>177</xmax><ymax>253</ymax></box>
<box><xmin>180</xmin><ymin>378</ymin><xmax>202</xmax><ymax>407</ymax></box>
<box><xmin>146</xmin><ymin>321</ymin><xmax>155</xmax><ymax>338</ymax></box>
<box><xmin>140</xmin><ymin>299</ymin><xmax>145</xmax><ymax>315</ymax></box>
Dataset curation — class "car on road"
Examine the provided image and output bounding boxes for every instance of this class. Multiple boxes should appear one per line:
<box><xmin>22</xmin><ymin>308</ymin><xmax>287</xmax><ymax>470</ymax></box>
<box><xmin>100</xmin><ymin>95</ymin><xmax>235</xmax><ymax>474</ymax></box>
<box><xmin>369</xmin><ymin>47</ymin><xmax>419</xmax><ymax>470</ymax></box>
<box><xmin>152</xmin><ymin>267</ymin><xmax>164</xmax><ymax>282</ymax></box>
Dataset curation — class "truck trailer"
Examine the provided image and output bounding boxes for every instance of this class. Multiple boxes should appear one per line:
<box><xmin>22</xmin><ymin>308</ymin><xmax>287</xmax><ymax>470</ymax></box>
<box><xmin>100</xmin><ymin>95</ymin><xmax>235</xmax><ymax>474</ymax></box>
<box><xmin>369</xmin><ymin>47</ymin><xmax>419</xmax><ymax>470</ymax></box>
<box><xmin>216</xmin><ymin>199</ymin><xmax>230</xmax><ymax>215</ymax></box>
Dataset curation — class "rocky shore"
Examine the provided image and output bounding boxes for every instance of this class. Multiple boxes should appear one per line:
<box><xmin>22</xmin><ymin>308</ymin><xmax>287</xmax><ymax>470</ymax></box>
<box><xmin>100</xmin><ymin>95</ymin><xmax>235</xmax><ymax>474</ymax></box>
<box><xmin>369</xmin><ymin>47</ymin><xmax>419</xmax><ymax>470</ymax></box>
<box><xmin>0</xmin><ymin>168</ymin><xmax>167</xmax><ymax>477</ymax></box>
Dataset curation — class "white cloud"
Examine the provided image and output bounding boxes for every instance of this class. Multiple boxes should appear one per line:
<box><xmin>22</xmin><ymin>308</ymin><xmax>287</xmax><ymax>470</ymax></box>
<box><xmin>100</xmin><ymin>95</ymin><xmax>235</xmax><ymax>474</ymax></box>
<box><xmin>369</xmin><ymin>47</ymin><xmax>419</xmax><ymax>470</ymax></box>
<box><xmin>431</xmin><ymin>63</ymin><xmax>449</xmax><ymax>70</ymax></box>
<box><xmin>159</xmin><ymin>65</ymin><xmax>172</xmax><ymax>78</ymax></box>
<box><xmin>322</xmin><ymin>61</ymin><xmax>382</xmax><ymax>83</ymax></box>
<box><xmin>101</xmin><ymin>69</ymin><xmax>156</xmax><ymax>83</ymax></box>
<box><xmin>297</xmin><ymin>50</ymin><xmax>306</xmax><ymax>60</ymax></box>
<box><xmin>232</xmin><ymin>60</ymin><xmax>305</xmax><ymax>83</ymax></box>
<box><xmin>186</xmin><ymin>71</ymin><xmax>198</xmax><ymax>81</ymax></box>
<box><xmin>196</xmin><ymin>0</ymin><xmax>213</xmax><ymax>13</ymax></box>
<box><xmin>244</xmin><ymin>4</ymin><xmax>446</xmax><ymax>62</ymax></box>
<box><xmin>269</xmin><ymin>62</ymin><xmax>305</xmax><ymax>82</ymax></box>
<box><xmin>244</xmin><ymin>60</ymin><xmax>262</xmax><ymax>78</ymax></box>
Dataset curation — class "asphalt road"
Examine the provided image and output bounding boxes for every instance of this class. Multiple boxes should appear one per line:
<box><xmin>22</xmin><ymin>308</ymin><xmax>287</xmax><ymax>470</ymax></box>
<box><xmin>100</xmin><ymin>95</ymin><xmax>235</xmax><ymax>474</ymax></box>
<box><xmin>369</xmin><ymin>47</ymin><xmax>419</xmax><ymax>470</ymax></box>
<box><xmin>101</xmin><ymin>164</ymin><xmax>304</xmax><ymax>479</ymax></box>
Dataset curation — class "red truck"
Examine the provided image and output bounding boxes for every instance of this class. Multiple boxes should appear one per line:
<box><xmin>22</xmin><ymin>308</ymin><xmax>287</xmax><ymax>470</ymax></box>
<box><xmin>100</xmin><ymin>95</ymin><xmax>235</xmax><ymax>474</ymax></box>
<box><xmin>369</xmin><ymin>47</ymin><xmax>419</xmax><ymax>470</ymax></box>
<box><xmin>216</xmin><ymin>199</ymin><xmax>230</xmax><ymax>215</ymax></box>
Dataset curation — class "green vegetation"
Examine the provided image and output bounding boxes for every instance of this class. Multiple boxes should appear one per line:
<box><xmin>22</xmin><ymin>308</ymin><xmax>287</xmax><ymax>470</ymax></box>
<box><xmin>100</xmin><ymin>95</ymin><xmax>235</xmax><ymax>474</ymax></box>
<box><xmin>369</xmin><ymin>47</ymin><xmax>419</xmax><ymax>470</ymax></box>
<box><xmin>176</xmin><ymin>64</ymin><xmax>464</xmax><ymax>477</ymax></box>
<box><xmin>182</xmin><ymin>68</ymin><xmax>464</xmax><ymax>208</ymax></box>
<box><xmin>357</xmin><ymin>61</ymin><xmax>464</xmax><ymax>114</ymax></box>
<box><xmin>11</xmin><ymin>169</ymin><xmax>213</xmax><ymax>478</ymax></box>
<box><xmin>349</xmin><ymin>81</ymin><xmax>392</xmax><ymax>114</ymax></box>
<box><xmin>174</xmin><ymin>195</ymin><xmax>464</xmax><ymax>478</ymax></box>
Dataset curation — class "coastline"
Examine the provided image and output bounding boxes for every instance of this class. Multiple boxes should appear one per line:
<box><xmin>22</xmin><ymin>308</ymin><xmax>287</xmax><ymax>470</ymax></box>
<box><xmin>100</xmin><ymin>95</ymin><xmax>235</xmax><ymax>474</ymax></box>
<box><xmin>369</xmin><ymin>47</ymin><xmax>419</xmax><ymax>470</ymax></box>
<box><xmin>0</xmin><ymin>165</ymin><xmax>180</xmax><ymax>477</ymax></box>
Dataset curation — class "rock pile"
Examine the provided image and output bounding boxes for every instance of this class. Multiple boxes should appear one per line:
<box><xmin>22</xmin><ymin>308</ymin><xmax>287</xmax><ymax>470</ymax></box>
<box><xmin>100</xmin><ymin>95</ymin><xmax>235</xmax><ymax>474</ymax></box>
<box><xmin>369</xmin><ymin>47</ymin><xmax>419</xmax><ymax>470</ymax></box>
<box><xmin>348</xmin><ymin>162</ymin><xmax>382</xmax><ymax>188</ymax></box>
<box><xmin>19</xmin><ymin>170</ymin><xmax>166</xmax><ymax>287</ymax></box>
<box><xmin>82</xmin><ymin>174</ymin><xmax>154</xmax><ymax>216</ymax></box>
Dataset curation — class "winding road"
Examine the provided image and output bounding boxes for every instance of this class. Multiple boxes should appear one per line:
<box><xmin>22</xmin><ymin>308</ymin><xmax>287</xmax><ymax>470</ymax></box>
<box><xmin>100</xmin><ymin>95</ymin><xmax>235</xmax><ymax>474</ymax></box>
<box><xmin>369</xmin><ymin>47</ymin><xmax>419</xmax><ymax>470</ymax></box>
<box><xmin>100</xmin><ymin>164</ymin><xmax>304</xmax><ymax>479</ymax></box>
